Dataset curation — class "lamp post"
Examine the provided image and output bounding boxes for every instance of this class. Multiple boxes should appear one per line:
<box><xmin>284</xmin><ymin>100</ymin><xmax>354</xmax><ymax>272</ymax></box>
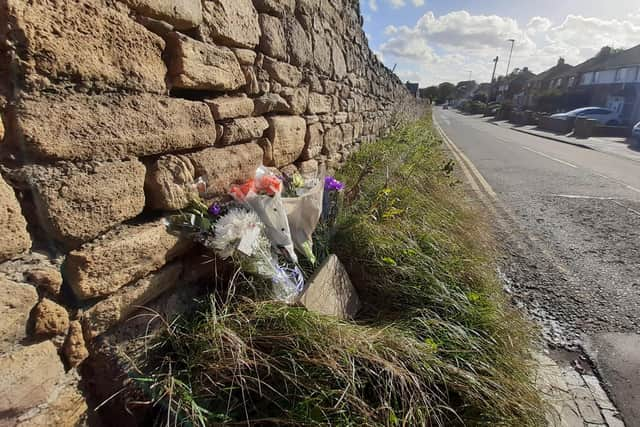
<box><xmin>505</xmin><ymin>39</ymin><xmax>515</xmax><ymax>77</ymax></box>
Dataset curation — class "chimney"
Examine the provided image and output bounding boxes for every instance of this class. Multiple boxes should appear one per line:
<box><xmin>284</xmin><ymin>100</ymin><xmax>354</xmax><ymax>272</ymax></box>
<box><xmin>557</xmin><ymin>57</ymin><xmax>565</xmax><ymax>66</ymax></box>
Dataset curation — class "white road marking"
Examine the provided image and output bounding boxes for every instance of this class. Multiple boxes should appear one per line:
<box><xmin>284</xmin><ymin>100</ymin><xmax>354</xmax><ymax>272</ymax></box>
<box><xmin>551</xmin><ymin>194</ymin><xmax>621</xmax><ymax>200</ymax></box>
<box><xmin>613</xmin><ymin>201</ymin><xmax>640</xmax><ymax>217</ymax></box>
<box><xmin>520</xmin><ymin>146</ymin><xmax>578</xmax><ymax>168</ymax></box>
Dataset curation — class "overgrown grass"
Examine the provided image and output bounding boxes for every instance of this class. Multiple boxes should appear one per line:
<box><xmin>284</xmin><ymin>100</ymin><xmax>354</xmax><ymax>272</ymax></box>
<box><xmin>135</xmin><ymin>113</ymin><xmax>545</xmax><ymax>426</ymax></box>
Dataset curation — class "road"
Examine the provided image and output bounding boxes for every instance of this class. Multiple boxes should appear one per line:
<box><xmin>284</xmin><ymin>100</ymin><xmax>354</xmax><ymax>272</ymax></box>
<box><xmin>433</xmin><ymin>108</ymin><xmax>640</xmax><ymax>426</ymax></box>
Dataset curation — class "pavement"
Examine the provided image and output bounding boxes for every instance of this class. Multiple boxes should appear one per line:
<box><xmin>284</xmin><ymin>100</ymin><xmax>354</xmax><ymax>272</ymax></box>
<box><xmin>433</xmin><ymin>108</ymin><xmax>640</xmax><ymax>427</ymax></box>
<box><xmin>488</xmin><ymin>119</ymin><xmax>640</xmax><ymax>164</ymax></box>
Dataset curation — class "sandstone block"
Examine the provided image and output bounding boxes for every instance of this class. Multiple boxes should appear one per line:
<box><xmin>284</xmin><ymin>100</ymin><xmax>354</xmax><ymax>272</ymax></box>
<box><xmin>0</xmin><ymin>341</ymin><xmax>66</xmax><ymax>417</ymax></box>
<box><xmin>312</xmin><ymin>30</ymin><xmax>332</xmax><ymax>72</ymax></box>
<box><xmin>301</xmin><ymin>122</ymin><xmax>324</xmax><ymax>160</ymax></box>
<box><xmin>83</xmin><ymin>262</ymin><xmax>183</xmax><ymax>339</ymax></box>
<box><xmin>11</xmin><ymin>93</ymin><xmax>217</xmax><ymax>161</ymax></box>
<box><xmin>263</xmin><ymin>57</ymin><xmax>303</xmax><ymax>87</ymax></box>
<box><xmin>33</xmin><ymin>298</ymin><xmax>70</xmax><ymax>337</ymax></box>
<box><xmin>145</xmin><ymin>154</ymin><xmax>197</xmax><ymax>211</ymax></box>
<box><xmin>65</xmin><ymin>220</ymin><xmax>191</xmax><ymax>299</ymax></box>
<box><xmin>284</xmin><ymin>16</ymin><xmax>311</xmax><ymax>67</ymax></box>
<box><xmin>189</xmin><ymin>143</ymin><xmax>264</xmax><ymax>197</ymax></box>
<box><xmin>206</xmin><ymin>96</ymin><xmax>255</xmax><ymax>120</ymax></box>
<box><xmin>63</xmin><ymin>321</ymin><xmax>89</xmax><ymax>368</ymax></box>
<box><xmin>323</xmin><ymin>125</ymin><xmax>343</xmax><ymax>155</ymax></box>
<box><xmin>332</xmin><ymin>45</ymin><xmax>348</xmax><ymax>79</ymax></box>
<box><xmin>307</xmin><ymin>93</ymin><xmax>333</xmax><ymax>114</ymax></box>
<box><xmin>259</xmin><ymin>14</ymin><xmax>287</xmax><ymax>60</ymax></box>
<box><xmin>265</xmin><ymin>116</ymin><xmax>306</xmax><ymax>167</ymax></box>
<box><xmin>298</xmin><ymin>255</ymin><xmax>360</xmax><ymax>319</ymax></box>
<box><xmin>4</xmin><ymin>0</ymin><xmax>166</xmax><ymax>93</ymax></box>
<box><xmin>201</xmin><ymin>0</ymin><xmax>260</xmax><ymax>48</ymax></box>
<box><xmin>122</xmin><ymin>0</ymin><xmax>203</xmax><ymax>29</ymax></box>
<box><xmin>233</xmin><ymin>48</ymin><xmax>258</xmax><ymax>66</ymax></box>
<box><xmin>341</xmin><ymin>123</ymin><xmax>354</xmax><ymax>145</ymax></box>
<box><xmin>220</xmin><ymin>117</ymin><xmax>269</xmax><ymax>145</ymax></box>
<box><xmin>0</xmin><ymin>175</ymin><xmax>31</xmax><ymax>261</ymax></box>
<box><xmin>0</xmin><ymin>278</ymin><xmax>38</xmax><ymax>353</ymax></box>
<box><xmin>281</xmin><ymin>86</ymin><xmax>309</xmax><ymax>115</ymax></box>
<box><xmin>253</xmin><ymin>93</ymin><xmax>290</xmax><ymax>115</ymax></box>
<box><xmin>166</xmin><ymin>32</ymin><xmax>245</xmax><ymax>91</ymax></box>
<box><xmin>26</xmin><ymin>160</ymin><xmax>146</xmax><ymax>248</ymax></box>
<box><xmin>25</xmin><ymin>267</ymin><xmax>63</xmax><ymax>296</ymax></box>
<box><xmin>296</xmin><ymin>159</ymin><xmax>318</xmax><ymax>179</ymax></box>
<box><xmin>253</xmin><ymin>0</ymin><xmax>295</xmax><ymax>17</ymax></box>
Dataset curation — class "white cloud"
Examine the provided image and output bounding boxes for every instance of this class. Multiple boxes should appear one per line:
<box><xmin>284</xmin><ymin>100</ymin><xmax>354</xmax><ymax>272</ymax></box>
<box><xmin>412</xmin><ymin>0</ymin><xmax>425</xmax><ymax>6</ymax></box>
<box><xmin>377</xmin><ymin>9</ymin><xmax>640</xmax><ymax>87</ymax></box>
<box><xmin>387</xmin><ymin>0</ymin><xmax>405</xmax><ymax>8</ymax></box>
<box><xmin>368</xmin><ymin>0</ymin><xmax>378</xmax><ymax>12</ymax></box>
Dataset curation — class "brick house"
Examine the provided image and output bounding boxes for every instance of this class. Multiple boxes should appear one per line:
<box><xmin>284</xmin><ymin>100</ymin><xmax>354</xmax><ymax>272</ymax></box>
<box><xmin>558</xmin><ymin>45</ymin><xmax>640</xmax><ymax>124</ymax></box>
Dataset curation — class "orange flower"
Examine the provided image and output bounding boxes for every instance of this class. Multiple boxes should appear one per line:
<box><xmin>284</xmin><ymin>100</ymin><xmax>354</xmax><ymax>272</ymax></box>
<box><xmin>256</xmin><ymin>175</ymin><xmax>282</xmax><ymax>195</ymax></box>
<box><xmin>229</xmin><ymin>179</ymin><xmax>256</xmax><ymax>201</ymax></box>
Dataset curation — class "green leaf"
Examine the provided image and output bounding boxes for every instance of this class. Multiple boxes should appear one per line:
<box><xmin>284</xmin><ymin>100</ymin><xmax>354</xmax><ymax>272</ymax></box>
<box><xmin>382</xmin><ymin>257</ymin><xmax>397</xmax><ymax>266</ymax></box>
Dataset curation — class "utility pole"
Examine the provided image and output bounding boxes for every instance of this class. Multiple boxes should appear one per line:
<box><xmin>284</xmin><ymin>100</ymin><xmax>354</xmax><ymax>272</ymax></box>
<box><xmin>490</xmin><ymin>56</ymin><xmax>499</xmax><ymax>102</ymax></box>
<box><xmin>467</xmin><ymin>70</ymin><xmax>472</xmax><ymax>81</ymax></box>
<box><xmin>505</xmin><ymin>39</ymin><xmax>515</xmax><ymax>77</ymax></box>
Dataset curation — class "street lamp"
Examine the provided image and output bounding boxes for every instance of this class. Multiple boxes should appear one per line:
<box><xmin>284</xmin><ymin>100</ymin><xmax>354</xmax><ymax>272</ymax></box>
<box><xmin>505</xmin><ymin>39</ymin><xmax>515</xmax><ymax>77</ymax></box>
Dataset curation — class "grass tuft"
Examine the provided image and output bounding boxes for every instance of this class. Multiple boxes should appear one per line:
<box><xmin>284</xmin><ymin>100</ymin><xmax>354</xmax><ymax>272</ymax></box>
<box><xmin>135</xmin><ymin>113</ymin><xmax>545</xmax><ymax>426</ymax></box>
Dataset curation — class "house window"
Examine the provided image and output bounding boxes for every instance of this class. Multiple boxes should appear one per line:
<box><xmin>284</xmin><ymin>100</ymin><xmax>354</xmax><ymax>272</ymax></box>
<box><xmin>581</xmin><ymin>72</ymin><xmax>594</xmax><ymax>85</ymax></box>
<box><xmin>636</xmin><ymin>67</ymin><xmax>640</xmax><ymax>82</ymax></box>
<box><xmin>615</xmin><ymin>68</ymin><xmax>624</xmax><ymax>82</ymax></box>
<box><xmin>568</xmin><ymin>76</ymin><xmax>576</xmax><ymax>87</ymax></box>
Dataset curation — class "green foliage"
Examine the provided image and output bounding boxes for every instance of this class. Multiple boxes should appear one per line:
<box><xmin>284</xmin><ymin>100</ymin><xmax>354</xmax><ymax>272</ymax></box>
<box><xmin>136</xmin><ymin>113</ymin><xmax>545</xmax><ymax>427</ymax></box>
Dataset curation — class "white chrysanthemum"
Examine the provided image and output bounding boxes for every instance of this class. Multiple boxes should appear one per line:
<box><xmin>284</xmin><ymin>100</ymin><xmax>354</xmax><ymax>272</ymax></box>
<box><xmin>213</xmin><ymin>208</ymin><xmax>263</xmax><ymax>259</ymax></box>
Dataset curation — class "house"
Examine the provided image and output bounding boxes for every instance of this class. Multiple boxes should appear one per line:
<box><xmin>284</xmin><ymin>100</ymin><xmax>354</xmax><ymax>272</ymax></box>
<box><xmin>496</xmin><ymin>67</ymin><xmax>536</xmax><ymax>104</ymax></box>
<box><xmin>559</xmin><ymin>45</ymin><xmax>640</xmax><ymax>124</ymax></box>
<box><xmin>405</xmin><ymin>81</ymin><xmax>419</xmax><ymax>98</ymax></box>
<box><xmin>523</xmin><ymin>58</ymin><xmax>574</xmax><ymax>108</ymax></box>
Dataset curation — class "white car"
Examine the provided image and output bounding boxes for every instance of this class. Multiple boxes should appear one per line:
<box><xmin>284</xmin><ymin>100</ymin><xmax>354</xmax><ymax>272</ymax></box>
<box><xmin>633</xmin><ymin>121</ymin><xmax>640</xmax><ymax>141</ymax></box>
<box><xmin>551</xmin><ymin>107</ymin><xmax>621</xmax><ymax>126</ymax></box>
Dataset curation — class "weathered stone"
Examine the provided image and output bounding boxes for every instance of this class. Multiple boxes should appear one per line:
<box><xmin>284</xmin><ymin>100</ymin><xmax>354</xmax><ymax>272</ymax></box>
<box><xmin>259</xmin><ymin>14</ymin><xmax>287</xmax><ymax>60</ymax></box>
<box><xmin>0</xmin><ymin>342</ymin><xmax>65</xmax><ymax>419</ymax></box>
<box><xmin>280</xmin><ymin>163</ymin><xmax>299</xmax><ymax>177</ymax></box>
<box><xmin>220</xmin><ymin>117</ymin><xmax>269</xmax><ymax>145</ymax></box>
<box><xmin>0</xmin><ymin>278</ymin><xmax>38</xmax><ymax>353</ymax></box>
<box><xmin>121</xmin><ymin>0</ymin><xmax>202</xmax><ymax>29</ymax></box>
<box><xmin>301</xmin><ymin>123</ymin><xmax>324</xmax><ymax>160</ymax></box>
<box><xmin>145</xmin><ymin>155</ymin><xmax>197</xmax><ymax>211</ymax></box>
<box><xmin>206</xmin><ymin>96</ymin><xmax>255</xmax><ymax>120</ymax></box>
<box><xmin>312</xmin><ymin>30</ymin><xmax>332</xmax><ymax>71</ymax></box>
<box><xmin>296</xmin><ymin>159</ymin><xmax>318</xmax><ymax>179</ymax></box>
<box><xmin>265</xmin><ymin>116</ymin><xmax>306</xmax><ymax>168</ymax></box>
<box><xmin>298</xmin><ymin>255</ymin><xmax>360</xmax><ymax>319</ymax></box>
<box><xmin>24</xmin><ymin>267</ymin><xmax>63</xmax><ymax>296</ymax></box>
<box><xmin>323</xmin><ymin>125</ymin><xmax>343</xmax><ymax>155</ymax></box>
<box><xmin>4</xmin><ymin>0</ymin><xmax>166</xmax><ymax>93</ymax></box>
<box><xmin>242</xmin><ymin>66</ymin><xmax>261</xmax><ymax>95</ymax></box>
<box><xmin>189</xmin><ymin>143</ymin><xmax>264</xmax><ymax>197</ymax></box>
<box><xmin>253</xmin><ymin>0</ymin><xmax>295</xmax><ymax>17</ymax></box>
<box><xmin>281</xmin><ymin>86</ymin><xmax>309</xmax><ymax>115</ymax></box>
<box><xmin>0</xmin><ymin>176</ymin><xmax>30</xmax><ymax>261</ymax></box>
<box><xmin>284</xmin><ymin>16</ymin><xmax>311</xmax><ymax>67</ymax></box>
<box><xmin>11</xmin><ymin>93</ymin><xmax>216</xmax><ymax>161</ymax></box>
<box><xmin>83</xmin><ymin>262</ymin><xmax>183</xmax><ymax>340</ymax></box>
<box><xmin>307</xmin><ymin>93</ymin><xmax>333</xmax><ymax>114</ymax></box>
<box><xmin>26</xmin><ymin>160</ymin><xmax>146</xmax><ymax>248</ymax></box>
<box><xmin>233</xmin><ymin>48</ymin><xmax>258</xmax><ymax>66</ymax></box>
<box><xmin>253</xmin><ymin>93</ymin><xmax>290</xmax><ymax>115</ymax></box>
<box><xmin>332</xmin><ymin>45</ymin><xmax>348</xmax><ymax>79</ymax></box>
<box><xmin>263</xmin><ymin>57</ymin><xmax>303</xmax><ymax>86</ymax></box>
<box><xmin>33</xmin><ymin>298</ymin><xmax>70</xmax><ymax>336</ymax></box>
<box><xmin>334</xmin><ymin>112</ymin><xmax>348</xmax><ymax>124</ymax></box>
<box><xmin>63</xmin><ymin>321</ymin><xmax>89</xmax><ymax>368</ymax></box>
<box><xmin>341</xmin><ymin>123</ymin><xmax>354</xmax><ymax>145</ymax></box>
<box><xmin>65</xmin><ymin>220</ymin><xmax>191</xmax><ymax>299</ymax></box>
<box><xmin>201</xmin><ymin>0</ymin><xmax>260</xmax><ymax>48</ymax></box>
<box><xmin>166</xmin><ymin>32</ymin><xmax>245</xmax><ymax>91</ymax></box>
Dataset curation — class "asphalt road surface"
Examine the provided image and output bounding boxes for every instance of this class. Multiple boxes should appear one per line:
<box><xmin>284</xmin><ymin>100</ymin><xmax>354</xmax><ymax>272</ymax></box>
<box><xmin>433</xmin><ymin>108</ymin><xmax>640</xmax><ymax>425</ymax></box>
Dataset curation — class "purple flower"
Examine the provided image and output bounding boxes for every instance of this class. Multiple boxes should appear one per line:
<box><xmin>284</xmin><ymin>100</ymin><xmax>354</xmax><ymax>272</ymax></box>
<box><xmin>208</xmin><ymin>203</ymin><xmax>222</xmax><ymax>216</ymax></box>
<box><xmin>324</xmin><ymin>176</ymin><xmax>345</xmax><ymax>192</ymax></box>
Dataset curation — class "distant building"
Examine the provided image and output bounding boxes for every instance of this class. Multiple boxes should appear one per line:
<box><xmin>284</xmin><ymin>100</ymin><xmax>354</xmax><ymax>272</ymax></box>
<box><xmin>405</xmin><ymin>81</ymin><xmax>419</xmax><ymax>98</ymax></box>
<box><xmin>523</xmin><ymin>58</ymin><xmax>574</xmax><ymax>108</ymax></box>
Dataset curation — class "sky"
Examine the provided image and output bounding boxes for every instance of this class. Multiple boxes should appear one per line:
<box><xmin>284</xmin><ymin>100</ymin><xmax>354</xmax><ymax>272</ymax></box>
<box><xmin>360</xmin><ymin>0</ymin><xmax>640</xmax><ymax>87</ymax></box>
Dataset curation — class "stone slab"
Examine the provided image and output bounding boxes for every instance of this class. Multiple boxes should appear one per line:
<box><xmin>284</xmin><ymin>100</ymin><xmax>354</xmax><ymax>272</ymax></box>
<box><xmin>0</xmin><ymin>277</ymin><xmax>38</xmax><ymax>354</ymax></box>
<box><xmin>0</xmin><ymin>176</ymin><xmax>31</xmax><ymax>261</ymax></box>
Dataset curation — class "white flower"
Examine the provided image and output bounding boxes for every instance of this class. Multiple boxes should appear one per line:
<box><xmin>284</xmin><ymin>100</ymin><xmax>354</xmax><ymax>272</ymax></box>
<box><xmin>213</xmin><ymin>209</ymin><xmax>263</xmax><ymax>259</ymax></box>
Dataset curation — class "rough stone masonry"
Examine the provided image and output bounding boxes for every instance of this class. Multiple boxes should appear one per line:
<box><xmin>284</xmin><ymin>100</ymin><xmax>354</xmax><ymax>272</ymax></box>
<box><xmin>0</xmin><ymin>0</ymin><xmax>424</xmax><ymax>424</ymax></box>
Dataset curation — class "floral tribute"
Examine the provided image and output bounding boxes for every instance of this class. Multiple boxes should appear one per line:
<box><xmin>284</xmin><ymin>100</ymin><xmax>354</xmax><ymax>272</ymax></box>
<box><xmin>166</xmin><ymin>166</ymin><xmax>344</xmax><ymax>302</ymax></box>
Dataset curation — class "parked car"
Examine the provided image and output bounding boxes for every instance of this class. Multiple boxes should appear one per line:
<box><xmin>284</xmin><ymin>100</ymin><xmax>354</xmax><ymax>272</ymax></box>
<box><xmin>633</xmin><ymin>121</ymin><xmax>640</xmax><ymax>141</ymax></box>
<box><xmin>551</xmin><ymin>107</ymin><xmax>621</xmax><ymax>126</ymax></box>
<box><xmin>443</xmin><ymin>104</ymin><xmax>449</xmax><ymax>110</ymax></box>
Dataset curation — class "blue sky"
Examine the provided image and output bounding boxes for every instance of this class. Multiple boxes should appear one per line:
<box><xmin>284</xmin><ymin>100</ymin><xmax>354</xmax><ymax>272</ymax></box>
<box><xmin>360</xmin><ymin>0</ymin><xmax>640</xmax><ymax>87</ymax></box>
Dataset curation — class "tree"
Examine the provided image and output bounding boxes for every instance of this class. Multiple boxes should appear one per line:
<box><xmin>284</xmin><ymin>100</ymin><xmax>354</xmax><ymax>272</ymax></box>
<box><xmin>419</xmin><ymin>86</ymin><xmax>439</xmax><ymax>101</ymax></box>
<box><xmin>437</xmin><ymin>82</ymin><xmax>456</xmax><ymax>103</ymax></box>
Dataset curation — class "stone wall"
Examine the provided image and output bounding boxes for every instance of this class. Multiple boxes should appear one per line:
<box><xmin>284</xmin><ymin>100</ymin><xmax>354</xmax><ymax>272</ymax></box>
<box><xmin>0</xmin><ymin>0</ymin><xmax>423</xmax><ymax>424</ymax></box>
